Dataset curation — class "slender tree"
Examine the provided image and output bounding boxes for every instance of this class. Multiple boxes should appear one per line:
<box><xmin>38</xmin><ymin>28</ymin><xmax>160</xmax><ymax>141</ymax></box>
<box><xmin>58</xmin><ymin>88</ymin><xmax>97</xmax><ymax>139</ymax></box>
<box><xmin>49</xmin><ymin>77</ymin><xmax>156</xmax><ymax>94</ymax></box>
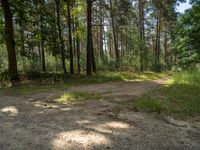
<box><xmin>109</xmin><ymin>0</ymin><xmax>119</xmax><ymax>62</ymax></box>
<box><xmin>155</xmin><ymin>6</ymin><xmax>162</xmax><ymax>65</ymax></box>
<box><xmin>138</xmin><ymin>0</ymin><xmax>145</xmax><ymax>71</ymax></box>
<box><xmin>67</xmin><ymin>0</ymin><xmax>74</xmax><ymax>74</ymax></box>
<box><xmin>39</xmin><ymin>0</ymin><xmax>46</xmax><ymax>72</ymax></box>
<box><xmin>55</xmin><ymin>0</ymin><xmax>67</xmax><ymax>74</ymax></box>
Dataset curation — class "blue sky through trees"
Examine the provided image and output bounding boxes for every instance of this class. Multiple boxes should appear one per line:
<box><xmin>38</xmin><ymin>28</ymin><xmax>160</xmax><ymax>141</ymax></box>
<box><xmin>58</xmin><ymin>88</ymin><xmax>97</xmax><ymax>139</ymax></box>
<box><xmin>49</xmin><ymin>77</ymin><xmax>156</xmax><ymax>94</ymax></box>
<box><xmin>177</xmin><ymin>0</ymin><xmax>192</xmax><ymax>13</ymax></box>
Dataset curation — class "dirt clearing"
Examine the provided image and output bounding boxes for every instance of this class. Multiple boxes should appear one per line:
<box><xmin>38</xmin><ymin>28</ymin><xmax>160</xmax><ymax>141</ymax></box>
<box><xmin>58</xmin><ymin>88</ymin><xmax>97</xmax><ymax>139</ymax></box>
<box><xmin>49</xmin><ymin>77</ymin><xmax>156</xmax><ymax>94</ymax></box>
<box><xmin>0</xmin><ymin>79</ymin><xmax>200</xmax><ymax>150</ymax></box>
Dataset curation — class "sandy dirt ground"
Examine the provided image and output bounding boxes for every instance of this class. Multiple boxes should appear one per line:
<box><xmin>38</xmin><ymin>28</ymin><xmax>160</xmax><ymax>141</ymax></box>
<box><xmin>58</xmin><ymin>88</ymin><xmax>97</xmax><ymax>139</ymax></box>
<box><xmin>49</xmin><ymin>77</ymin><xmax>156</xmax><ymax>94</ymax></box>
<box><xmin>0</xmin><ymin>79</ymin><xmax>200</xmax><ymax>150</ymax></box>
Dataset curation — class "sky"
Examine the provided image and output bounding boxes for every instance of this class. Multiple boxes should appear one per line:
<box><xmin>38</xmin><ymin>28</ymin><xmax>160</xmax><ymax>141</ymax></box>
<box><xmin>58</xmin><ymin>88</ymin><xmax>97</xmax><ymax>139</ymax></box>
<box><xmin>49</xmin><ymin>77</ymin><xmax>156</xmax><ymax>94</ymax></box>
<box><xmin>177</xmin><ymin>0</ymin><xmax>192</xmax><ymax>13</ymax></box>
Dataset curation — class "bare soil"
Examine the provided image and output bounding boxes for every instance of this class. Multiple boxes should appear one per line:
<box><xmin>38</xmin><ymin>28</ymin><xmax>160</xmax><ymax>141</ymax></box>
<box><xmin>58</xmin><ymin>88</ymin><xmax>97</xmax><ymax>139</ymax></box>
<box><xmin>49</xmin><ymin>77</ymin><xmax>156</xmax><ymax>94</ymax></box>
<box><xmin>0</xmin><ymin>79</ymin><xmax>200</xmax><ymax>150</ymax></box>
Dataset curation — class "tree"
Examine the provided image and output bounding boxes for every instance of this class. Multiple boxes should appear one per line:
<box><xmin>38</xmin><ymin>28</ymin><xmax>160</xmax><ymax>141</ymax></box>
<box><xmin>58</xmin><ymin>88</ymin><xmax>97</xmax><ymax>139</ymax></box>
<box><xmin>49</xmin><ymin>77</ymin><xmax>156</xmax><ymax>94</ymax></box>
<box><xmin>66</xmin><ymin>0</ymin><xmax>74</xmax><ymax>74</ymax></box>
<box><xmin>109</xmin><ymin>0</ymin><xmax>119</xmax><ymax>63</ymax></box>
<box><xmin>138</xmin><ymin>0</ymin><xmax>145</xmax><ymax>71</ymax></box>
<box><xmin>86</xmin><ymin>0</ymin><xmax>96</xmax><ymax>75</ymax></box>
<box><xmin>39</xmin><ymin>0</ymin><xmax>46</xmax><ymax>72</ymax></box>
<box><xmin>175</xmin><ymin>1</ymin><xmax>200</xmax><ymax>67</ymax></box>
<box><xmin>55</xmin><ymin>0</ymin><xmax>67</xmax><ymax>74</ymax></box>
<box><xmin>1</xmin><ymin>0</ymin><xmax>18</xmax><ymax>80</ymax></box>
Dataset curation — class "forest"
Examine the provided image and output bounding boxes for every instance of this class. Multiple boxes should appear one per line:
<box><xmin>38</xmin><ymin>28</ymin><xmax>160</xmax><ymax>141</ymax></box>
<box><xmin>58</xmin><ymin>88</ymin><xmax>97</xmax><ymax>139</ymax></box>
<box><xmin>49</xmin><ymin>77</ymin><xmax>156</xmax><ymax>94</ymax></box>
<box><xmin>0</xmin><ymin>0</ymin><xmax>198</xmax><ymax>79</ymax></box>
<box><xmin>0</xmin><ymin>0</ymin><xmax>200</xmax><ymax>149</ymax></box>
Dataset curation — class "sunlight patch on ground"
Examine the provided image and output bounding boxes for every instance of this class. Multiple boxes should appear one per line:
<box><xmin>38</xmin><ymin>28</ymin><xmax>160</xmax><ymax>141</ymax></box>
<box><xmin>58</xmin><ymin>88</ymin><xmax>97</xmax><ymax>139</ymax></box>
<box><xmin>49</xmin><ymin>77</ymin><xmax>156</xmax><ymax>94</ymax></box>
<box><xmin>124</xmin><ymin>79</ymin><xmax>143</xmax><ymax>82</ymax></box>
<box><xmin>91</xmin><ymin>121</ymin><xmax>130</xmax><ymax>134</ymax></box>
<box><xmin>52</xmin><ymin>130</ymin><xmax>110</xmax><ymax>149</ymax></box>
<box><xmin>104</xmin><ymin>121</ymin><xmax>130</xmax><ymax>129</ymax></box>
<box><xmin>1</xmin><ymin>106</ymin><xmax>18</xmax><ymax>116</ymax></box>
<box><xmin>76</xmin><ymin>120</ymin><xmax>91</xmax><ymax>124</ymax></box>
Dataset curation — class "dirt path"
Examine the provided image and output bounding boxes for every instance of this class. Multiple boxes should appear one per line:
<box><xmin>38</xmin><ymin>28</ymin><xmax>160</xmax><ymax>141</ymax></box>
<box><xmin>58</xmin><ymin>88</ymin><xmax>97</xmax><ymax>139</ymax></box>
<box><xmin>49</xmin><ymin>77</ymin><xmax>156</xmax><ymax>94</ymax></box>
<box><xmin>0</xmin><ymin>79</ymin><xmax>200</xmax><ymax>150</ymax></box>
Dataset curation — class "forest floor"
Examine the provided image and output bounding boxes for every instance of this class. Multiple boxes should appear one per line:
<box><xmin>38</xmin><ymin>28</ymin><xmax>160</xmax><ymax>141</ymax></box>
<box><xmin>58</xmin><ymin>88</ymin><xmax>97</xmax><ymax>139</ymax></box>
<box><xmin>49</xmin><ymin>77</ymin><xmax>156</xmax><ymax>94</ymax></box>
<box><xmin>0</xmin><ymin>78</ymin><xmax>200</xmax><ymax>150</ymax></box>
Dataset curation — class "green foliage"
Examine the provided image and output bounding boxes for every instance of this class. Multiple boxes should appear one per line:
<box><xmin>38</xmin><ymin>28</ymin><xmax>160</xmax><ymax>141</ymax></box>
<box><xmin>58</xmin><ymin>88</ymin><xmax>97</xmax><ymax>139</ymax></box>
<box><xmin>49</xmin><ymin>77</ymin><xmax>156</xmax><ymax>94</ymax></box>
<box><xmin>175</xmin><ymin>2</ymin><xmax>200</xmax><ymax>68</ymax></box>
<box><xmin>130</xmin><ymin>70</ymin><xmax>200</xmax><ymax>118</ymax></box>
<box><xmin>0</xmin><ymin>71</ymin><xmax>10</xmax><ymax>81</ymax></box>
<box><xmin>173</xmin><ymin>69</ymin><xmax>200</xmax><ymax>85</ymax></box>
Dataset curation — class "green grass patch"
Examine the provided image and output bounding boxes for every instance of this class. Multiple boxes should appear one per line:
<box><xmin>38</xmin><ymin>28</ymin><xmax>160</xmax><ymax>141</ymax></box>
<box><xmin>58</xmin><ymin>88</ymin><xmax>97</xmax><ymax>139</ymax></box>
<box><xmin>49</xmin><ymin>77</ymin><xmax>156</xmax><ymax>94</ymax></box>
<box><xmin>56</xmin><ymin>92</ymin><xmax>102</xmax><ymax>103</ymax></box>
<box><xmin>129</xmin><ymin>70</ymin><xmax>200</xmax><ymax>118</ymax></box>
<box><xmin>0</xmin><ymin>71</ymin><xmax>172</xmax><ymax>95</ymax></box>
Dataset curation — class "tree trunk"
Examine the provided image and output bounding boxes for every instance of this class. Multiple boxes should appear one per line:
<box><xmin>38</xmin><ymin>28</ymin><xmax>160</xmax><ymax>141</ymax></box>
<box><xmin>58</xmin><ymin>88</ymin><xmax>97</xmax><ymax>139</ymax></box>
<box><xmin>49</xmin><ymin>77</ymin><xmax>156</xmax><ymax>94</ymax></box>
<box><xmin>39</xmin><ymin>0</ymin><xmax>46</xmax><ymax>72</ymax></box>
<box><xmin>40</xmin><ymin>11</ymin><xmax>46</xmax><ymax>72</ymax></box>
<box><xmin>99</xmin><ymin>2</ymin><xmax>104</xmax><ymax>59</ymax></box>
<box><xmin>109</xmin><ymin>0</ymin><xmax>119</xmax><ymax>63</ymax></box>
<box><xmin>155</xmin><ymin>8</ymin><xmax>161</xmax><ymax>64</ymax></box>
<box><xmin>2</xmin><ymin>0</ymin><xmax>18</xmax><ymax>80</ymax></box>
<box><xmin>138</xmin><ymin>0</ymin><xmax>145</xmax><ymax>71</ymax></box>
<box><xmin>75</xmin><ymin>17</ymin><xmax>81</xmax><ymax>74</ymax></box>
<box><xmin>86</xmin><ymin>0</ymin><xmax>96</xmax><ymax>75</ymax></box>
<box><xmin>67</xmin><ymin>1</ymin><xmax>74</xmax><ymax>74</ymax></box>
<box><xmin>164</xmin><ymin>23</ymin><xmax>168</xmax><ymax>66</ymax></box>
<box><xmin>55</xmin><ymin>0</ymin><xmax>67</xmax><ymax>74</ymax></box>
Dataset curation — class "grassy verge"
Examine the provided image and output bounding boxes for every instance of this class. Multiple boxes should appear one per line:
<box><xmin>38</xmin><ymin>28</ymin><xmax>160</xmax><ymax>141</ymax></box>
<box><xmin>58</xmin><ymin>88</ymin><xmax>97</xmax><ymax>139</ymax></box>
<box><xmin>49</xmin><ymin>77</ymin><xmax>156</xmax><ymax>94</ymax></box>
<box><xmin>0</xmin><ymin>71</ymin><xmax>172</xmax><ymax>95</ymax></box>
<box><xmin>128</xmin><ymin>70</ymin><xmax>200</xmax><ymax>118</ymax></box>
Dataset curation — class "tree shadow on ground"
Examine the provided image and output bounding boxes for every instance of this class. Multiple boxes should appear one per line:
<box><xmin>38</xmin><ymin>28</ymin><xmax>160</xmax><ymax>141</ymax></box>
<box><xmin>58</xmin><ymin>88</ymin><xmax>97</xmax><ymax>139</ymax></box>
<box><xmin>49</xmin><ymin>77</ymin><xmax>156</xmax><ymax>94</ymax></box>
<box><xmin>0</xmin><ymin>80</ymin><xmax>199</xmax><ymax>150</ymax></box>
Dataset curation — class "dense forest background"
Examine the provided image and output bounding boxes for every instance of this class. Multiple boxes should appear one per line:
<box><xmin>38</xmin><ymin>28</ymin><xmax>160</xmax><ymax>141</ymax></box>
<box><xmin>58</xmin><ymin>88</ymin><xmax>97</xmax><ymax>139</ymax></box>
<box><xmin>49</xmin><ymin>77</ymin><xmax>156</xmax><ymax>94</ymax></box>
<box><xmin>0</xmin><ymin>0</ymin><xmax>199</xmax><ymax>80</ymax></box>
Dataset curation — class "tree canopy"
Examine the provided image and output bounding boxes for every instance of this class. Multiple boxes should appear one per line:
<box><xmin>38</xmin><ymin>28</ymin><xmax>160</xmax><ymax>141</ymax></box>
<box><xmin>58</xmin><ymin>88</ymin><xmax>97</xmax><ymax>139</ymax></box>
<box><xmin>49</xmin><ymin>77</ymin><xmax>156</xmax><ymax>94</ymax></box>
<box><xmin>0</xmin><ymin>0</ymin><xmax>198</xmax><ymax>79</ymax></box>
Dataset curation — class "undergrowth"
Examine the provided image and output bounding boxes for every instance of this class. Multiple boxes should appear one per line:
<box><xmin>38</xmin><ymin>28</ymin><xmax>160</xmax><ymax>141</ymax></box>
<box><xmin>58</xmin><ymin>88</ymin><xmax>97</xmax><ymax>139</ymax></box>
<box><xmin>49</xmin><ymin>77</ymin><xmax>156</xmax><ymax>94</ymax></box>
<box><xmin>129</xmin><ymin>70</ymin><xmax>200</xmax><ymax>118</ymax></box>
<box><xmin>0</xmin><ymin>71</ymin><xmax>171</xmax><ymax>94</ymax></box>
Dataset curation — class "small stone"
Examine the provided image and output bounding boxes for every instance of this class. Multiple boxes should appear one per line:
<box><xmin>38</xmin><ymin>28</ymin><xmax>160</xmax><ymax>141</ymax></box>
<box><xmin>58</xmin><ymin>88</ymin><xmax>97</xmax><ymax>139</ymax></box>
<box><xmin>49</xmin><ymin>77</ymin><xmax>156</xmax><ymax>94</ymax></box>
<box><xmin>133</xmin><ymin>107</ymin><xmax>138</xmax><ymax>112</ymax></box>
<box><xmin>106</xmin><ymin>146</ymin><xmax>110</xmax><ymax>149</ymax></box>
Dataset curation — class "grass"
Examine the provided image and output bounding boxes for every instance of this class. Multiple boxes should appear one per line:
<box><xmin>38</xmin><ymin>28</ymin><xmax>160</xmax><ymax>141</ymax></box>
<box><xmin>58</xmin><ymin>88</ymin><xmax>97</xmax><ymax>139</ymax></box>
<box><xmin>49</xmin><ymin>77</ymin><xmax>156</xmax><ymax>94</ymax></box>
<box><xmin>56</xmin><ymin>92</ymin><xmax>103</xmax><ymax>103</ymax></box>
<box><xmin>0</xmin><ymin>71</ymin><xmax>171</xmax><ymax>95</ymax></box>
<box><xmin>129</xmin><ymin>70</ymin><xmax>200</xmax><ymax>118</ymax></box>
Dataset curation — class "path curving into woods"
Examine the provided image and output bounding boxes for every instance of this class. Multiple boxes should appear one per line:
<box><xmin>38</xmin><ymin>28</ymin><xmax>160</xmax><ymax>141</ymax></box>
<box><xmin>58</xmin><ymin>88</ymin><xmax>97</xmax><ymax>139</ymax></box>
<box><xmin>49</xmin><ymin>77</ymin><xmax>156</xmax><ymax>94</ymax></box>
<box><xmin>0</xmin><ymin>79</ymin><xmax>200</xmax><ymax>150</ymax></box>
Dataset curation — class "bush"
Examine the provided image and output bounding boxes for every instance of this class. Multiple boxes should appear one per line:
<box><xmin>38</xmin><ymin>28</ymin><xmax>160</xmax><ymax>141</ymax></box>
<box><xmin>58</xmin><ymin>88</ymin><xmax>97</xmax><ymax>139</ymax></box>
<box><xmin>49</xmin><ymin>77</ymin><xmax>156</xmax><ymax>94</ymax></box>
<box><xmin>0</xmin><ymin>71</ymin><xmax>10</xmax><ymax>81</ymax></box>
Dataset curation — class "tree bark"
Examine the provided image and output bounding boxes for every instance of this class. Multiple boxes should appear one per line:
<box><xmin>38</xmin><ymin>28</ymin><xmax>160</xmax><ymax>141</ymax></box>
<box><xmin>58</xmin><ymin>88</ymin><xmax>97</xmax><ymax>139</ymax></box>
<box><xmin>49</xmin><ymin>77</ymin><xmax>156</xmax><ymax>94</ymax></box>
<box><xmin>67</xmin><ymin>0</ymin><xmax>74</xmax><ymax>74</ymax></box>
<box><xmin>155</xmin><ymin>8</ymin><xmax>161</xmax><ymax>64</ymax></box>
<box><xmin>138</xmin><ymin>0</ymin><xmax>145</xmax><ymax>71</ymax></box>
<box><xmin>1</xmin><ymin>0</ymin><xmax>18</xmax><ymax>80</ymax></box>
<box><xmin>55</xmin><ymin>0</ymin><xmax>67</xmax><ymax>74</ymax></box>
<box><xmin>40</xmin><ymin>3</ymin><xmax>46</xmax><ymax>73</ymax></box>
<box><xmin>86</xmin><ymin>0</ymin><xmax>96</xmax><ymax>75</ymax></box>
<box><xmin>75</xmin><ymin>16</ymin><xmax>81</xmax><ymax>74</ymax></box>
<box><xmin>99</xmin><ymin>2</ymin><xmax>104</xmax><ymax>59</ymax></box>
<box><xmin>109</xmin><ymin>0</ymin><xmax>119</xmax><ymax>63</ymax></box>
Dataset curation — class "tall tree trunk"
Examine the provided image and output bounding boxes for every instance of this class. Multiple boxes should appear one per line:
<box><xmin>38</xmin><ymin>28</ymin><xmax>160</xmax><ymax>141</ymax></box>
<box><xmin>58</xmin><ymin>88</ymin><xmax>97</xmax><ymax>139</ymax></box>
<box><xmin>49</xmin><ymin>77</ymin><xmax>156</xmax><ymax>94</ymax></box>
<box><xmin>2</xmin><ymin>0</ymin><xmax>18</xmax><ymax>80</ymax></box>
<box><xmin>164</xmin><ymin>23</ymin><xmax>168</xmax><ymax>66</ymax></box>
<box><xmin>109</xmin><ymin>0</ymin><xmax>119</xmax><ymax>63</ymax></box>
<box><xmin>55</xmin><ymin>0</ymin><xmax>67</xmax><ymax>74</ymax></box>
<box><xmin>72</xmin><ymin>15</ymin><xmax>76</xmax><ymax>70</ymax></box>
<box><xmin>67</xmin><ymin>1</ymin><xmax>74</xmax><ymax>74</ymax></box>
<box><xmin>155</xmin><ymin>8</ymin><xmax>161</xmax><ymax>65</ymax></box>
<box><xmin>99</xmin><ymin>2</ymin><xmax>104</xmax><ymax>59</ymax></box>
<box><xmin>138</xmin><ymin>0</ymin><xmax>145</xmax><ymax>71</ymax></box>
<box><xmin>86</xmin><ymin>0</ymin><xmax>96</xmax><ymax>75</ymax></box>
<box><xmin>40</xmin><ymin>13</ymin><xmax>46</xmax><ymax>72</ymax></box>
<box><xmin>37</xmin><ymin>0</ymin><xmax>46</xmax><ymax>72</ymax></box>
<box><xmin>91</xmin><ymin>35</ymin><xmax>96</xmax><ymax>73</ymax></box>
<box><xmin>75</xmin><ymin>17</ymin><xmax>81</xmax><ymax>74</ymax></box>
<box><xmin>19</xmin><ymin>22</ymin><xmax>27</xmax><ymax>70</ymax></box>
